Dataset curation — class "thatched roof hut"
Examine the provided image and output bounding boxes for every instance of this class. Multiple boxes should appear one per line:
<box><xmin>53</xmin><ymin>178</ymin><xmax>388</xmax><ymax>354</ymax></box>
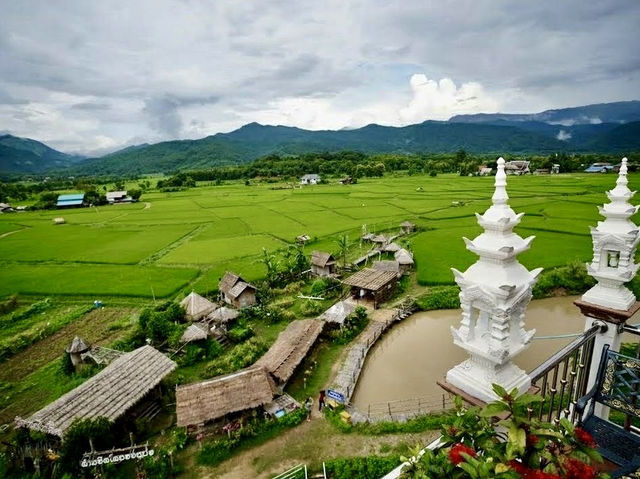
<box><xmin>400</xmin><ymin>221</ymin><xmax>416</xmax><ymax>233</ymax></box>
<box><xmin>66</xmin><ymin>336</ymin><xmax>90</xmax><ymax>354</ymax></box>
<box><xmin>319</xmin><ymin>301</ymin><xmax>356</xmax><ymax>326</ymax></box>
<box><xmin>343</xmin><ymin>268</ymin><xmax>398</xmax><ymax>308</ymax></box>
<box><xmin>175</xmin><ymin>366</ymin><xmax>276</xmax><ymax>427</ymax></box>
<box><xmin>180</xmin><ymin>323</ymin><xmax>210</xmax><ymax>343</ymax></box>
<box><xmin>371</xmin><ymin>234</ymin><xmax>388</xmax><ymax>245</ymax></box>
<box><xmin>395</xmin><ymin>248</ymin><xmax>414</xmax><ymax>265</ymax></box>
<box><xmin>219</xmin><ymin>272</ymin><xmax>257</xmax><ymax>308</ymax></box>
<box><xmin>384</xmin><ymin>242</ymin><xmax>401</xmax><ymax>253</ymax></box>
<box><xmin>255</xmin><ymin>319</ymin><xmax>324</xmax><ymax>385</ymax></box>
<box><xmin>180</xmin><ymin>292</ymin><xmax>217</xmax><ymax>321</ymax></box>
<box><xmin>311</xmin><ymin>251</ymin><xmax>335</xmax><ymax>268</ymax></box>
<box><xmin>16</xmin><ymin>346</ymin><xmax>176</xmax><ymax>437</ymax></box>
<box><xmin>207</xmin><ymin>306</ymin><xmax>239</xmax><ymax>325</ymax></box>
<box><xmin>362</xmin><ymin>233</ymin><xmax>375</xmax><ymax>241</ymax></box>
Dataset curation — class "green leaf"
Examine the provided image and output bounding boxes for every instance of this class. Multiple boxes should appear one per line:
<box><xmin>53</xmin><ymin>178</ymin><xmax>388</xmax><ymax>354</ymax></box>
<box><xmin>492</xmin><ymin>383</ymin><xmax>509</xmax><ymax>398</ymax></box>
<box><xmin>479</xmin><ymin>402</ymin><xmax>510</xmax><ymax>417</ymax></box>
<box><xmin>508</xmin><ymin>424</ymin><xmax>526</xmax><ymax>453</ymax></box>
<box><xmin>514</xmin><ymin>393</ymin><xmax>544</xmax><ymax>406</ymax></box>
<box><xmin>458</xmin><ymin>461</ymin><xmax>478</xmax><ymax>478</ymax></box>
<box><xmin>559</xmin><ymin>417</ymin><xmax>574</xmax><ymax>433</ymax></box>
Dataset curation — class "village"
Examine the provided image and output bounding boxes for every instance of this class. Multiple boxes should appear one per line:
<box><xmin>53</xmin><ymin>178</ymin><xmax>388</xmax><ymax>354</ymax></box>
<box><xmin>1</xmin><ymin>159</ymin><xmax>638</xmax><ymax>479</ymax></box>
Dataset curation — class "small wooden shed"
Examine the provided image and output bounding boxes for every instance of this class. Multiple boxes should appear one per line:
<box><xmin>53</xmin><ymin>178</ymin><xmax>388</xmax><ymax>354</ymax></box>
<box><xmin>343</xmin><ymin>268</ymin><xmax>398</xmax><ymax>309</ymax></box>
<box><xmin>394</xmin><ymin>248</ymin><xmax>415</xmax><ymax>274</ymax></box>
<box><xmin>310</xmin><ymin>251</ymin><xmax>336</xmax><ymax>277</ymax></box>
<box><xmin>180</xmin><ymin>291</ymin><xmax>217</xmax><ymax>321</ymax></box>
<box><xmin>319</xmin><ymin>300</ymin><xmax>356</xmax><ymax>327</ymax></box>
<box><xmin>400</xmin><ymin>221</ymin><xmax>416</xmax><ymax>234</ymax></box>
<box><xmin>219</xmin><ymin>272</ymin><xmax>257</xmax><ymax>308</ymax></box>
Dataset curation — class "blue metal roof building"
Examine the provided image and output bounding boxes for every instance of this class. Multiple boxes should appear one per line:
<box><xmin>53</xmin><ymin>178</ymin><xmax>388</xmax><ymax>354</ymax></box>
<box><xmin>56</xmin><ymin>193</ymin><xmax>86</xmax><ymax>208</ymax></box>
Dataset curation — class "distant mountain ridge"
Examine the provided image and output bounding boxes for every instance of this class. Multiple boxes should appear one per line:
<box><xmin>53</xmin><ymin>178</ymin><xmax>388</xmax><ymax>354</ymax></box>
<box><xmin>0</xmin><ymin>134</ymin><xmax>84</xmax><ymax>174</ymax></box>
<box><xmin>2</xmin><ymin>101</ymin><xmax>639</xmax><ymax>176</ymax></box>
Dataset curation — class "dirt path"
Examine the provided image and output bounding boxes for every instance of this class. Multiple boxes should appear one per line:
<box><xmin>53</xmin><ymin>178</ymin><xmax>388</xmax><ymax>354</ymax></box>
<box><xmin>192</xmin><ymin>414</ymin><xmax>438</xmax><ymax>479</ymax></box>
<box><xmin>0</xmin><ymin>227</ymin><xmax>27</xmax><ymax>239</ymax></box>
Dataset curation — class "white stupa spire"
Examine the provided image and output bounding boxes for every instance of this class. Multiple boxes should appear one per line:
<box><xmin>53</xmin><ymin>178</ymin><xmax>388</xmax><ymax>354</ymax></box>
<box><xmin>446</xmin><ymin>157</ymin><xmax>542</xmax><ymax>402</ymax></box>
<box><xmin>582</xmin><ymin>158</ymin><xmax>640</xmax><ymax>310</ymax></box>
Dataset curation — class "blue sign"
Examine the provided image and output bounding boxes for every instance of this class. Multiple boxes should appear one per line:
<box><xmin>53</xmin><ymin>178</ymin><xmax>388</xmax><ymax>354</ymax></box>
<box><xmin>327</xmin><ymin>389</ymin><xmax>344</xmax><ymax>403</ymax></box>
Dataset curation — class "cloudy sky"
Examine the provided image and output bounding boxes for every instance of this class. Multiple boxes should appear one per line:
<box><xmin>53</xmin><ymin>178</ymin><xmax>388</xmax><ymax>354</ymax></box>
<box><xmin>1</xmin><ymin>0</ymin><xmax>639</xmax><ymax>155</ymax></box>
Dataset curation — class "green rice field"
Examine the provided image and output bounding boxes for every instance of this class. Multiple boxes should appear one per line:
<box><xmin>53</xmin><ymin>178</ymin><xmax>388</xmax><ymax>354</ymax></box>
<box><xmin>1</xmin><ymin>172</ymin><xmax>638</xmax><ymax>298</ymax></box>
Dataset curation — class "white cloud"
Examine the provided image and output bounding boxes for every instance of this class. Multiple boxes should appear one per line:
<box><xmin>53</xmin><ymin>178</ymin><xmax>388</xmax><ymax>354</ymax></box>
<box><xmin>399</xmin><ymin>75</ymin><xmax>499</xmax><ymax>123</ymax></box>
<box><xmin>556</xmin><ymin>129</ymin><xmax>572</xmax><ymax>141</ymax></box>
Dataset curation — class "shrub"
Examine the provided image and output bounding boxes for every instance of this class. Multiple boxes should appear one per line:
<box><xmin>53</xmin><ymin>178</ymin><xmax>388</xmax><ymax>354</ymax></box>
<box><xmin>329</xmin><ymin>306</ymin><xmax>369</xmax><ymax>344</ymax></box>
<box><xmin>396</xmin><ymin>386</ymin><xmax>607</xmax><ymax>479</ymax></box>
<box><xmin>60</xmin><ymin>417</ymin><xmax>114</xmax><ymax>474</ymax></box>
<box><xmin>300</xmin><ymin>300</ymin><xmax>323</xmax><ymax>316</ymax></box>
<box><xmin>205</xmin><ymin>338</ymin><xmax>268</xmax><ymax>376</ymax></box>
<box><xmin>416</xmin><ymin>286</ymin><xmax>460</xmax><ymax>310</ymax></box>
<box><xmin>324</xmin><ymin>455</ymin><xmax>401</xmax><ymax>479</ymax></box>
<box><xmin>227</xmin><ymin>324</ymin><xmax>255</xmax><ymax>343</ymax></box>
<box><xmin>533</xmin><ymin>261</ymin><xmax>596</xmax><ymax>298</ymax></box>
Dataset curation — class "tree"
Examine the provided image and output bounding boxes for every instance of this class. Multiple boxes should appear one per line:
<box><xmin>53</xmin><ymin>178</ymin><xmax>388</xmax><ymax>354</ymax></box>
<box><xmin>335</xmin><ymin>234</ymin><xmax>349</xmax><ymax>267</ymax></box>
<box><xmin>128</xmin><ymin>188</ymin><xmax>142</xmax><ymax>201</ymax></box>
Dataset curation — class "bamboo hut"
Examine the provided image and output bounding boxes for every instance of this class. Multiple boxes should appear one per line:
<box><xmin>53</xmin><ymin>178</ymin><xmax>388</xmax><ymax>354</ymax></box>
<box><xmin>66</xmin><ymin>336</ymin><xmax>90</xmax><ymax>367</ymax></box>
<box><xmin>175</xmin><ymin>366</ymin><xmax>276</xmax><ymax>427</ymax></box>
<box><xmin>343</xmin><ymin>268</ymin><xmax>397</xmax><ymax>308</ymax></box>
<box><xmin>400</xmin><ymin>221</ymin><xmax>416</xmax><ymax>233</ymax></box>
<box><xmin>16</xmin><ymin>346</ymin><xmax>176</xmax><ymax>438</ymax></box>
<box><xmin>255</xmin><ymin>319</ymin><xmax>324</xmax><ymax>385</ymax></box>
<box><xmin>180</xmin><ymin>291</ymin><xmax>217</xmax><ymax>321</ymax></box>
<box><xmin>206</xmin><ymin>306</ymin><xmax>239</xmax><ymax>325</ymax></box>
<box><xmin>394</xmin><ymin>248</ymin><xmax>415</xmax><ymax>274</ymax></box>
<box><xmin>319</xmin><ymin>300</ymin><xmax>356</xmax><ymax>327</ymax></box>
<box><xmin>383</xmin><ymin>242</ymin><xmax>401</xmax><ymax>253</ymax></box>
<box><xmin>219</xmin><ymin>272</ymin><xmax>257</xmax><ymax>308</ymax></box>
<box><xmin>310</xmin><ymin>251</ymin><xmax>336</xmax><ymax>277</ymax></box>
<box><xmin>179</xmin><ymin>323</ymin><xmax>210</xmax><ymax>343</ymax></box>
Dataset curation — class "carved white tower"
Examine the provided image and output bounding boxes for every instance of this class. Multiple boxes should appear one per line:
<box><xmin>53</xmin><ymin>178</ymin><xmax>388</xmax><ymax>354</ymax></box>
<box><xmin>446</xmin><ymin>157</ymin><xmax>542</xmax><ymax>402</ymax></box>
<box><xmin>581</xmin><ymin>158</ymin><xmax>640</xmax><ymax>310</ymax></box>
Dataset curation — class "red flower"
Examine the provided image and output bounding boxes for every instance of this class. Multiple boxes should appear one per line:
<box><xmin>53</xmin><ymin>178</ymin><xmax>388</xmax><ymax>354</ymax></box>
<box><xmin>574</xmin><ymin>427</ymin><xmax>597</xmax><ymax>448</ymax></box>
<box><xmin>508</xmin><ymin>461</ymin><xmax>560</xmax><ymax>479</ymax></box>
<box><xmin>526</xmin><ymin>434</ymin><xmax>539</xmax><ymax>447</ymax></box>
<box><xmin>563</xmin><ymin>457</ymin><xmax>597</xmax><ymax>479</ymax></box>
<box><xmin>449</xmin><ymin>443</ymin><xmax>476</xmax><ymax>465</ymax></box>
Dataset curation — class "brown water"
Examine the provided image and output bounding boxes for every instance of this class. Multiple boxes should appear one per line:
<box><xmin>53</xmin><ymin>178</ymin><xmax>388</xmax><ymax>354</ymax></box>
<box><xmin>351</xmin><ymin>296</ymin><xmax>587</xmax><ymax>408</ymax></box>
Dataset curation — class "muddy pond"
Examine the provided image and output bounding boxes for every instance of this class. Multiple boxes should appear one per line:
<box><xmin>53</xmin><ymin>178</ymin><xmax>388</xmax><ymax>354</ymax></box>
<box><xmin>351</xmin><ymin>296</ymin><xmax>588</xmax><ymax>408</ymax></box>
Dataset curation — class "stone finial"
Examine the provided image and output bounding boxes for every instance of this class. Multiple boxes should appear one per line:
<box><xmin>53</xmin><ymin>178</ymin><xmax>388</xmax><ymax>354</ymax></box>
<box><xmin>446</xmin><ymin>156</ymin><xmax>541</xmax><ymax>402</ymax></box>
<box><xmin>582</xmin><ymin>157</ymin><xmax>640</xmax><ymax>310</ymax></box>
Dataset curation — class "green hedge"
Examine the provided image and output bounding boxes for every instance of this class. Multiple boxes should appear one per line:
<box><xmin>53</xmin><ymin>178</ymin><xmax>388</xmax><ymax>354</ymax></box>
<box><xmin>324</xmin><ymin>455</ymin><xmax>400</xmax><ymax>479</ymax></box>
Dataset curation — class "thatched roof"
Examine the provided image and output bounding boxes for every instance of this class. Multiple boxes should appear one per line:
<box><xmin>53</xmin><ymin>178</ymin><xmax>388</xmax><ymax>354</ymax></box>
<box><xmin>16</xmin><ymin>346</ymin><xmax>176</xmax><ymax>437</ymax></box>
<box><xmin>81</xmin><ymin>346</ymin><xmax>125</xmax><ymax>366</ymax></box>
<box><xmin>67</xmin><ymin>336</ymin><xmax>90</xmax><ymax>354</ymax></box>
<box><xmin>228</xmin><ymin>281</ymin><xmax>256</xmax><ymax>299</ymax></box>
<box><xmin>384</xmin><ymin>242</ymin><xmax>401</xmax><ymax>253</ymax></box>
<box><xmin>372</xmin><ymin>260</ymin><xmax>400</xmax><ymax>275</ymax></box>
<box><xmin>362</xmin><ymin>233</ymin><xmax>375</xmax><ymax>241</ymax></box>
<box><xmin>311</xmin><ymin>251</ymin><xmax>335</xmax><ymax>268</ymax></box>
<box><xmin>219</xmin><ymin>271</ymin><xmax>241</xmax><ymax>295</ymax></box>
<box><xmin>180</xmin><ymin>292</ymin><xmax>217</xmax><ymax>319</ymax></box>
<box><xmin>256</xmin><ymin>319</ymin><xmax>324</xmax><ymax>384</ymax></box>
<box><xmin>207</xmin><ymin>306</ymin><xmax>239</xmax><ymax>324</ymax></box>
<box><xmin>401</xmin><ymin>221</ymin><xmax>415</xmax><ymax>228</ymax></box>
<box><xmin>395</xmin><ymin>248</ymin><xmax>414</xmax><ymax>265</ymax></box>
<box><xmin>319</xmin><ymin>301</ymin><xmax>356</xmax><ymax>325</ymax></box>
<box><xmin>343</xmin><ymin>268</ymin><xmax>397</xmax><ymax>291</ymax></box>
<box><xmin>371</xmin><ymin>234</ymin><xmax>388</xmax><ymax>244</ymax></box>
<box><xmin>180</xmin><ymin>323</ymin><xmax>210</xmax><ymax>343</ymax></box>
<box><xmin>175</xmin><ymin>366</ymin><xmax>276</xmax><ymax>427</ymax></box>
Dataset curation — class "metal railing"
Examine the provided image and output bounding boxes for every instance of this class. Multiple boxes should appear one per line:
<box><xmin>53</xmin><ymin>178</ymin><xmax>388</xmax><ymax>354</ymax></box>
<box><xmin>272</xmin><ymin>464</ymin><xmax>308</xmax><ymax>479</ymax></box>
<box><xmin>529</xmin><ymin>324</ymin><xmax>600</xmax><ymax>424</ymax></box>
<box><xmin>363</xmin><ymin>393</ymin><xmax>454</xmax><ymax>422</ymax></box>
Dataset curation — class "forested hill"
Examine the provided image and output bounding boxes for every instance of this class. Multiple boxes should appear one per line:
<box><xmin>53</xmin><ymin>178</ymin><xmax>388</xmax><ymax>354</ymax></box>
<box><xmin>70</xmin><ymin>119</ymin><xmax>640</xmax><ymax>176</ymax></box>
<box><xmin>0</xmin><ymin>135</ymin><xmax>84</xmax><ymax>174</ymax></box>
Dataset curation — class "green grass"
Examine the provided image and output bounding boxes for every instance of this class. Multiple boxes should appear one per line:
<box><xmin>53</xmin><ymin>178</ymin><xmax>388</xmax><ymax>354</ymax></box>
<box><xmin>2</xmin><ymin>172</ymin><xmax>639</xmax><ymax>298</ymax></box>
<box><xmin>0</xmin><ymin>264</ymin><xmax>198</xmax><ymax>297</ymax></box>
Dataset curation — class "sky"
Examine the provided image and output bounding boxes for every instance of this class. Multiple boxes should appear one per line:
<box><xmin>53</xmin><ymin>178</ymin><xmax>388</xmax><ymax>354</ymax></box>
<box><xmin>0</xmin><ymin>0</ymin><xmax>639</xmax><ymax>156</ymax></box>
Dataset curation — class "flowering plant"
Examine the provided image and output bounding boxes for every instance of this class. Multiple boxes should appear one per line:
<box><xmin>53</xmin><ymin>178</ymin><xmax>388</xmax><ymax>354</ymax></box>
<box><xmin>399</xmin><ymin>384</ymin><xmax>608</xmax><ymax>479</ymax></box>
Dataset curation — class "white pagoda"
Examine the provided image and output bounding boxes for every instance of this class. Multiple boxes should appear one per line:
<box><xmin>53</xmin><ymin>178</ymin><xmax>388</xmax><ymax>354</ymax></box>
<box><xmin>446</xmin><ymin>157</ymin><xmax>542</xmax><ymax>402</ymax></box>
<box><xmin>581</xmin><ymin>158</ymin><xmax>640</xmax><ymax>311</ymax></box>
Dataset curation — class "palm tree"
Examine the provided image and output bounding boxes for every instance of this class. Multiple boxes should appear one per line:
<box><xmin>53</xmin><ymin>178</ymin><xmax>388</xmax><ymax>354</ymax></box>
<box><xmin>335</xmin><ymin>234</ymin><xmax>349</xmax><ymax>267</ymax></box>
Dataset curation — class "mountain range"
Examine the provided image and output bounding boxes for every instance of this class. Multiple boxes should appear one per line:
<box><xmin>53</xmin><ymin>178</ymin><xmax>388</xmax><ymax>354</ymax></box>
<box><xmin>1</xmin><ymin>101</ymin><xmax>639</xmax><ymax>176</ymax></box>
